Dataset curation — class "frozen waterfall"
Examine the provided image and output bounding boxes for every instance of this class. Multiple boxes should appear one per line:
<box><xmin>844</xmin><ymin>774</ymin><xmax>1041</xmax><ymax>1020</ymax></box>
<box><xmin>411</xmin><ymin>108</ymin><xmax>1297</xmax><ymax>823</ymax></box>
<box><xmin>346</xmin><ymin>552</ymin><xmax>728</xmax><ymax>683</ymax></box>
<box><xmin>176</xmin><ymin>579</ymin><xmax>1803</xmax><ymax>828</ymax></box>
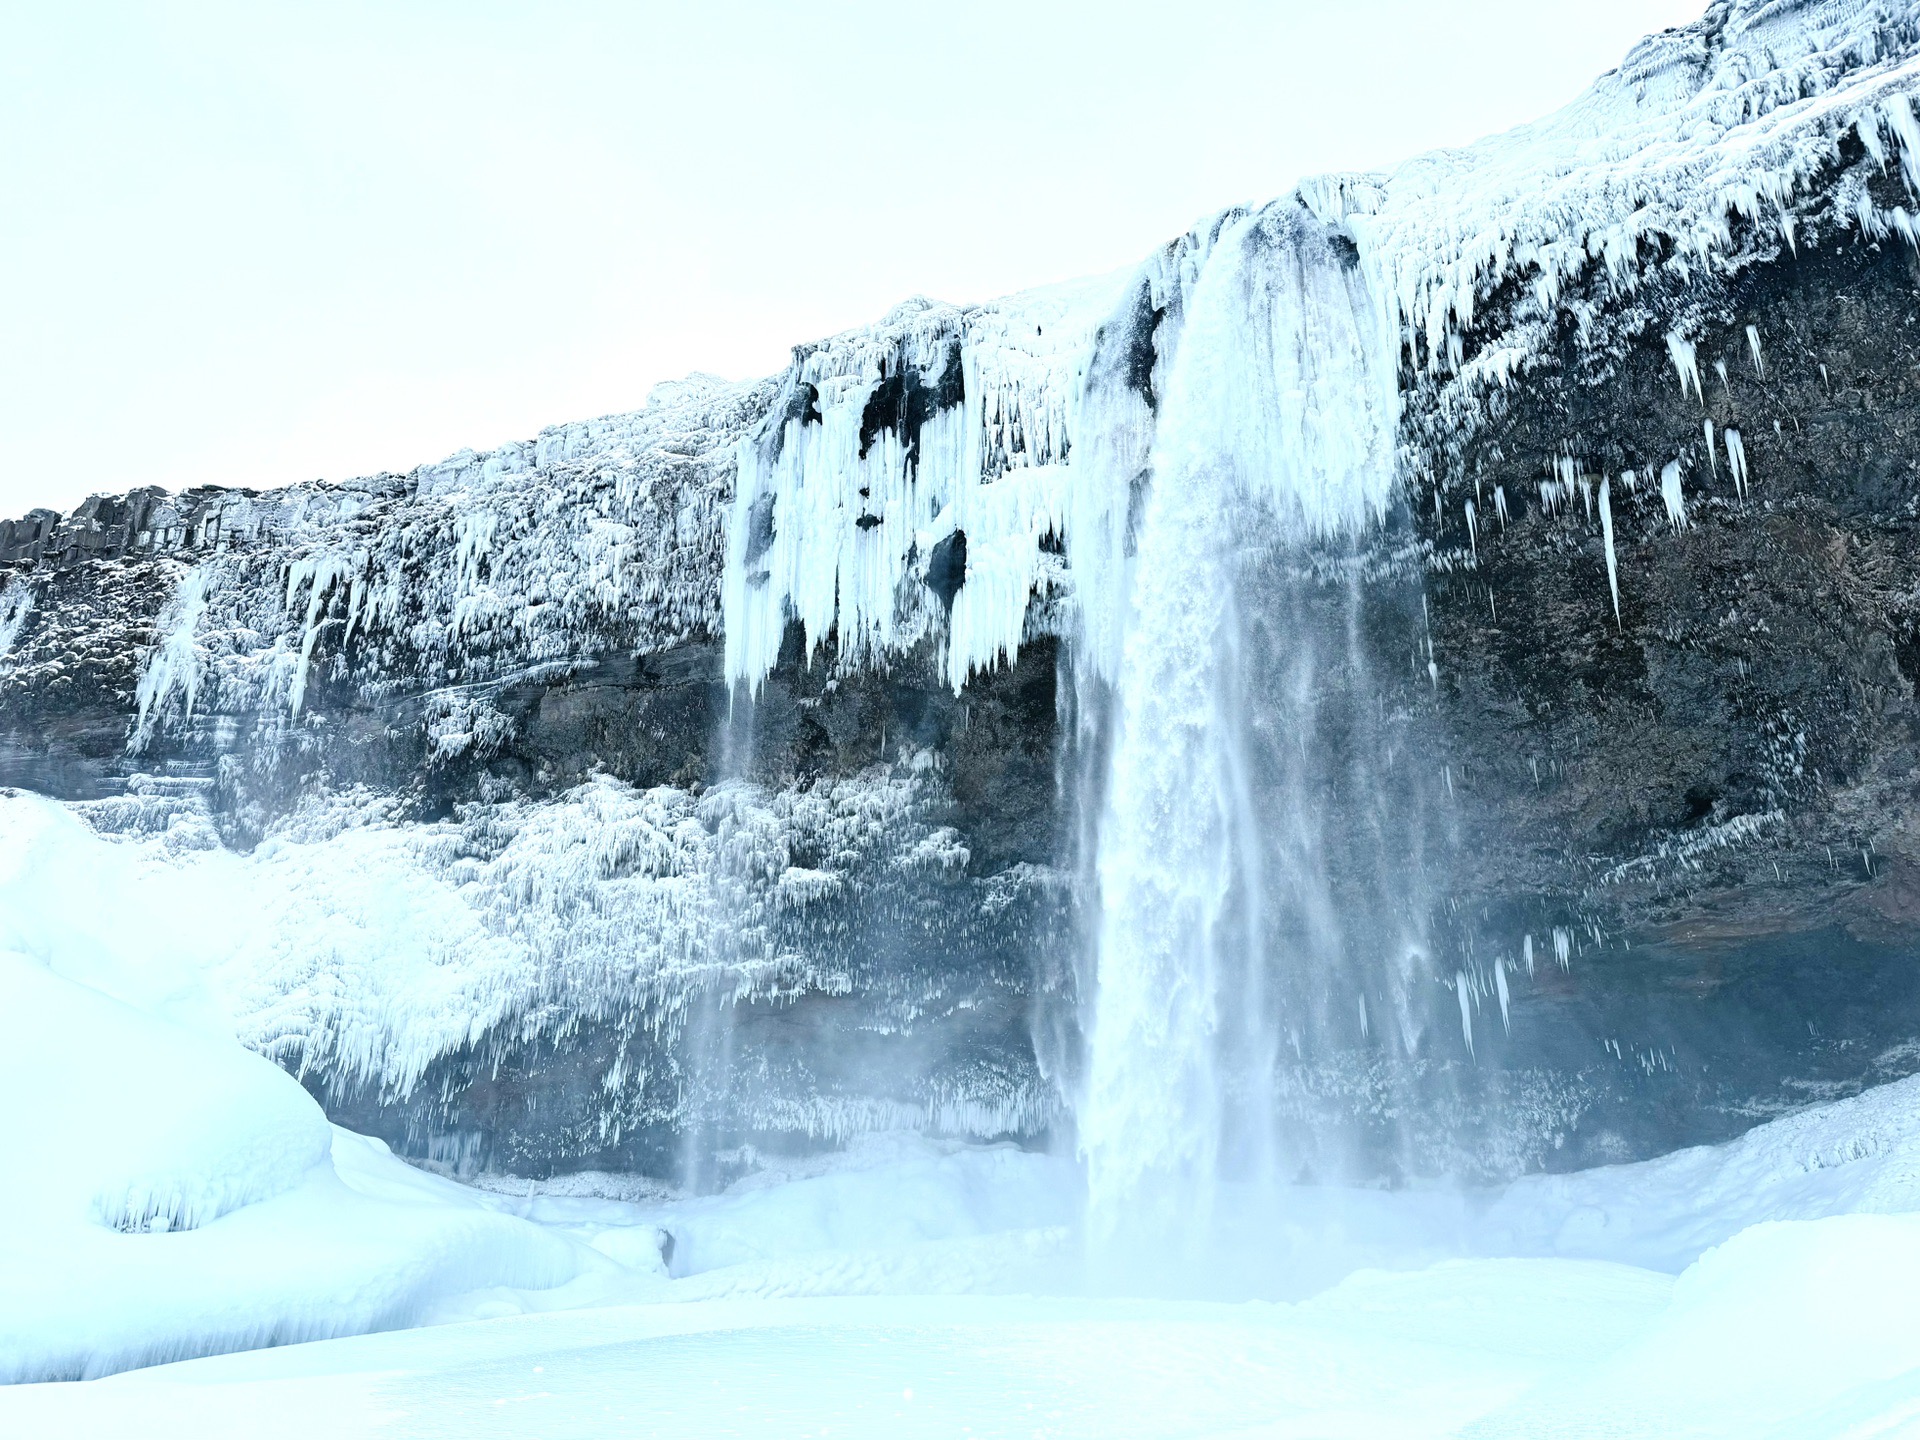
<box><xmin>1073</xmin><ymin>202</ymin><xmax>1425</xmax><ymax>1253</ymax></box>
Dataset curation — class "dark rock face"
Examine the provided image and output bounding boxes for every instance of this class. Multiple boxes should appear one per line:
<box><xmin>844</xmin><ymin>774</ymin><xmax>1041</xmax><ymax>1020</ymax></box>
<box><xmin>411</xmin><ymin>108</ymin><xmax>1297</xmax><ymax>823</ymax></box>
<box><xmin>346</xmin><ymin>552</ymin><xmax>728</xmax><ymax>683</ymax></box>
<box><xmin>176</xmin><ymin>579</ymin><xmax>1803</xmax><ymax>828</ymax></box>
<box><xmin>1372</xmin><ymin>197</ymin><xmax>1920</xmax><ymax>1167</ymax></box>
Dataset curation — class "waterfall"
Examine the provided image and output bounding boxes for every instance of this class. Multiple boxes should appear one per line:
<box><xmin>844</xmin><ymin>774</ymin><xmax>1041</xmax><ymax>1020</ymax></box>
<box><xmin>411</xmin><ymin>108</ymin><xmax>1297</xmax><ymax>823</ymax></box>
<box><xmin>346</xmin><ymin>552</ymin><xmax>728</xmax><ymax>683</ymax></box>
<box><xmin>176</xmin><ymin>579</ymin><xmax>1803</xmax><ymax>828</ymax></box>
<box><xmin>1072</xmin><ymin>201</ymin><xmax>1411</xmax><ymax>1251</ymax></box>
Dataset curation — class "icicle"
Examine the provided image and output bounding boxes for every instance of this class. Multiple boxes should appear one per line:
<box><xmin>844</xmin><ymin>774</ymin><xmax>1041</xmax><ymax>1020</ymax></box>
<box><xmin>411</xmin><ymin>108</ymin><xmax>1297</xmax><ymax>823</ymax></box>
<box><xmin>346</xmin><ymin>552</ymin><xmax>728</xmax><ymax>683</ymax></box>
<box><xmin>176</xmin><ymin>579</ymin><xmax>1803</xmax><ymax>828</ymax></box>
<box><xmin>1746</xmin><ymin>325</ymin><xmax>1766</xmax><ymax>377</ymax></box>
<box><xmin>1464</xmin><ymin>500</ymin><xmax>1478</xmax><ymax>564</ymax></box>
<box><xmin>1660</xmin><ymin>461</ymin><xmax>1688</xmax><ymax>532</ymax></box>
<box><xmin>1621</xmin><ymin>468</ymin><xmax>1637</xmax><ymax>494</ymax></box>
<box><xmin>1456</xmin><ymin>972</ymin><xmax>1475</xmax><ymax>1056</ymax></box>
<box><xmin>1725</xmin><ymin>429</ymin><xmax>1748</xmax><ymax>498</ymax></box>
<box><xmin>1494</xmin><ymin>485</ymin><xmax>1509</xmax><ymax>529</ymax></box>
<box><xmin>1580</xmin><ymin>478</ymin><xmax>1593</xmax><ymax>520</ymax></box>
<box><xmin>1704</xmin><ymin>420</ymin><xmax>1717</xmax><ymax>477</ymax></box>
<box><xmin>1495</xmin><ymin>959</ymin><xmax>1511</xmax><ymax>1033</ymax></box>
<box><xmin>1358</xmin><ymin>994</ymin><xmax>1369</xmax><ymax>1040</ymax></box>
<box><xmin>1523</xmin><ymin>934</ymin><xmax>1535</xmax><ymax>978</ymax></box>
<box><xmin>1553</xmin><ymin>927</ymin><xmax>1572</xmax><ymax>970</ymax></box>
<box><xmin>1666</xmin><ymin>331</ymin><xmax>1703</xmax><ymax>402</ymax></box>
<box><xmin>1599</xmin><ymin>476</ymin><xmax>1621</xmax><ymax>629</ymax></box>
<box><xmin>1714</xmin><ymin>358</ymin><xmax>1730</xmax><ymax>394</ymax></box>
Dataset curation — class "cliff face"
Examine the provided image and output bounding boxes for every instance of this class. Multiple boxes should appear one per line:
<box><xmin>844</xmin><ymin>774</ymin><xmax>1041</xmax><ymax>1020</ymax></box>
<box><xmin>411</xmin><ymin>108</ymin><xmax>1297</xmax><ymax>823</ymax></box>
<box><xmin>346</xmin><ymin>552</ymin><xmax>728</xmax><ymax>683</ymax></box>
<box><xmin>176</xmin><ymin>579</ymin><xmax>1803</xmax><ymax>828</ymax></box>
<box><xmin>8</xmin><ymin>0</ymin><xmax>1920</xmax><ymax>1185</ymax></box>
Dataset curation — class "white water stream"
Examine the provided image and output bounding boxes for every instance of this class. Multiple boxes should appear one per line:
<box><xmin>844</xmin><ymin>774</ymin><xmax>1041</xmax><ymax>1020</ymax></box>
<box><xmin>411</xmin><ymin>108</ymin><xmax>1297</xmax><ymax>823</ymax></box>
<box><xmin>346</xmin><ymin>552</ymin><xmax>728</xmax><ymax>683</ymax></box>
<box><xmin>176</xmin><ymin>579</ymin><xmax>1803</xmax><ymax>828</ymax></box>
<box><xmin>1075</xmin><ymin>203</ymin><xmax>1406</xmax><ymax>1250</ymax></box>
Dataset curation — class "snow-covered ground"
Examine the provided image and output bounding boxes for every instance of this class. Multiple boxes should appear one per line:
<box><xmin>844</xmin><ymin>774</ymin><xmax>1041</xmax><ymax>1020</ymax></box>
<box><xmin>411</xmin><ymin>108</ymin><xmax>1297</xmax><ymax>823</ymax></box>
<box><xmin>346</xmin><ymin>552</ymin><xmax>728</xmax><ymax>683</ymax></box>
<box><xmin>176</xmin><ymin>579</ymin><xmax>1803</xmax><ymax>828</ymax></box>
<box><xmin>5</xmin><ymin>787</ymin><xmax>1920</xmax><ymax>1436</ymax></box>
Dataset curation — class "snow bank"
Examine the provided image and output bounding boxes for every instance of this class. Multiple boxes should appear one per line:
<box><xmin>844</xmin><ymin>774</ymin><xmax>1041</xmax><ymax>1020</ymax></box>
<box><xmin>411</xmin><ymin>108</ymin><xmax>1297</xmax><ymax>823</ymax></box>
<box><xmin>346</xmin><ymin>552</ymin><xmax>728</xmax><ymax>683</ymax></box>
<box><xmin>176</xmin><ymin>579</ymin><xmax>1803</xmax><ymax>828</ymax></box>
<box><xmin>1472</xmin><ymin>1213</ymin><xmax>1920</xmax><ymax>1438</ymax></box>
<box><xmin>1477</xmin><ymin>1069</ymin><xmax>1920</xmax><ymax>1271</ymax></box>
<box><xmin>8</xmin><ymin>1214</ymin><xmax>1919</xmax><ymax>1438</ymax></box>
<box><xmin>0</xmin><ymin>798</ymin><xmax>646</xmax><ymax>1384</ymax></box>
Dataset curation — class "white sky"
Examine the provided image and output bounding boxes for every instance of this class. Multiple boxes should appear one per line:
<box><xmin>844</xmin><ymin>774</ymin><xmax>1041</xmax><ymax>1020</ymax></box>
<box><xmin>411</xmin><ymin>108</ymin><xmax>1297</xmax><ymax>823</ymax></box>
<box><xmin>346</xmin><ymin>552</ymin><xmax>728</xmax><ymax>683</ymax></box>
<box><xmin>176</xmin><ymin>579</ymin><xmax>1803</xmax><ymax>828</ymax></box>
<box><xmin>0</xmin><ymin>1</ymin><xmax>1705</xmax><ymax>516</ymax></box>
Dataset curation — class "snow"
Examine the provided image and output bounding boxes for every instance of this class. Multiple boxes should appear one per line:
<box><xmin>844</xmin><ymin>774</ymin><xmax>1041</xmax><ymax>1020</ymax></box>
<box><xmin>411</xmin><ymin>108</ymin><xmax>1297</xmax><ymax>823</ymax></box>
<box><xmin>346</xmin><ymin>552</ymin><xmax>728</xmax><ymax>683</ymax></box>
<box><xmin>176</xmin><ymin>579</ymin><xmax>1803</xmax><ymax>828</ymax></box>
<box><xmin>0</xmin><ymin>875</ymin><xmax>611</xmax><ymax>1383</ymax></box>
<box><xmin>10</xmin><ymin>1075</ymin><xmax>1920</xmax><ymax>1433</ymax></box>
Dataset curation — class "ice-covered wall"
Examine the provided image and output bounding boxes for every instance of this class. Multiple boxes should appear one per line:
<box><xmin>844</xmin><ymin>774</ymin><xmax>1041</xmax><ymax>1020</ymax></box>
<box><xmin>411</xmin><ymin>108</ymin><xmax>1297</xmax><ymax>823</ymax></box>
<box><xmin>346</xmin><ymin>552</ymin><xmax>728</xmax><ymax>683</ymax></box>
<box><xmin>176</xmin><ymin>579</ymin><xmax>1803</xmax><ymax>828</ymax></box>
<box><xmin>720</xmin><ymin>279</ymin><xmax>1120</xmax><ymax>695</ymax></box>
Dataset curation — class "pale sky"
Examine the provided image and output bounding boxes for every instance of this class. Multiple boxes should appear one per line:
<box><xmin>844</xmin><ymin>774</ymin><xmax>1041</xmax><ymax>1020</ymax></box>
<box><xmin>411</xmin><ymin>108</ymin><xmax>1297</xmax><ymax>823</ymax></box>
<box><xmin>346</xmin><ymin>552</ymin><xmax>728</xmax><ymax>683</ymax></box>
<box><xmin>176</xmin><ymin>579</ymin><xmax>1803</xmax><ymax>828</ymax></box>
<box><xmin>0</xmin><ymin>1</ymin><xmax>1705</xmax><ymax>516</ymax></box>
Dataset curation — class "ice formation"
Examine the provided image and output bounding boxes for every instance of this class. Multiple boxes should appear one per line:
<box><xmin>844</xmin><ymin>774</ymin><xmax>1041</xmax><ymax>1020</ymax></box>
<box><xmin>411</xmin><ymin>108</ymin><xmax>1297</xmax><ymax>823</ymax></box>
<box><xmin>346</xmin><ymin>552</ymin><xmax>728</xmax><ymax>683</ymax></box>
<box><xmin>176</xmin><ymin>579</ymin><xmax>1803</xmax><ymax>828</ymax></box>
<box><xmin>1661</xmin><ymin>460</ymin><xmax>1690</xmax><ymax>532</ymax></box>
<box><xmin>6</xmin><ymin>0</ymin><xmax>1903</xmax><ymax>770</ymax></box>
<box><xmin>720</xmin><ymin>279</ymin><xmax>1122</xmax><ymax>695</ymax></box>
<box><xmin>1725</xmin><ymin>426</ymin><xmax>1750</xmax><ymax>497</ymax></box>
<box><xmin>698</xmin><ymin>3</ymin><xmax>1920</xmax><ymax>705</ymax></box>
<box><xmin>1668</xmin><ymin>332</ymin><xmax>1706</xmax><ymax>402</ymax></box>
<box><xmin>1600</xmin><ymin>474</ymin><xmax>1622</xmax><ymax>628</ymax></box>
<box><xmin>0</xmin><ymin>769</ymin><xmax>1025</xmax><ymax>1144</ymax></box>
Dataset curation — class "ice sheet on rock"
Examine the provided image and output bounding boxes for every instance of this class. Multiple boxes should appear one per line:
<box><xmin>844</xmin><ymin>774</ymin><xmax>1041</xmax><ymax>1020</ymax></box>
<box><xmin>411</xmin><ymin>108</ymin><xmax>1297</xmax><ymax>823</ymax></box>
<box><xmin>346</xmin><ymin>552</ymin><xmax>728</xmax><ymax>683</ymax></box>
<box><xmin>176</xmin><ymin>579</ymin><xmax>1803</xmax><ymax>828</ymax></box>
<box><xmin>1342</xmin><ymin>2</ymin><xmax>1920</xmax><ymax>388</ymax></box>
<box><xmin>0</xmin><ymin>575</ymin><xmax>31</xmax><ymax>668</ymax></box>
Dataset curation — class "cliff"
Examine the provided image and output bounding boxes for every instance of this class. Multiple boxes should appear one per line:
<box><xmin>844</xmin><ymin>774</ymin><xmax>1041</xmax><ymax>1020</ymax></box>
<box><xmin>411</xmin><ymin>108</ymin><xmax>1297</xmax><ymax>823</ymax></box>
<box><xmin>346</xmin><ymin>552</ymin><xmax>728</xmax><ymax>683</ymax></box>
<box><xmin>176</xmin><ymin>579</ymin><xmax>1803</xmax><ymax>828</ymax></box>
<box><xmin>7</xmin><ymin>0</ymin><xmax>1920</xmax><ymax>1184</ymax></box>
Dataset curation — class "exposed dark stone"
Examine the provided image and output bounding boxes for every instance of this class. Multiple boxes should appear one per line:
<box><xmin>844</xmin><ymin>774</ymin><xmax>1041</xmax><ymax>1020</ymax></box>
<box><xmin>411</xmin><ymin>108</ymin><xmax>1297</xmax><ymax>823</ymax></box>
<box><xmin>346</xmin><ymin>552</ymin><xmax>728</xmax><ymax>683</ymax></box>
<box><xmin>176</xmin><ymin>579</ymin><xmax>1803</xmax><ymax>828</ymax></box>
<box><xmin>1121</xmin><ymin>276</ymin><xmax>1167</xmax><ymax>410</ymax></box>
<box><xmin>857</xmin><ymin>337</ymin><xmax>965</xmax><ymax>471</ymax></box>
<box><xmin>925</xmin><ymin>529</ymin><xmax>967</xmax><ymax>608</ymax></box>
<box><xmin>742</xmin><ymin>493</ymin><xmax>777</xmax><ymax>565</ymax></box>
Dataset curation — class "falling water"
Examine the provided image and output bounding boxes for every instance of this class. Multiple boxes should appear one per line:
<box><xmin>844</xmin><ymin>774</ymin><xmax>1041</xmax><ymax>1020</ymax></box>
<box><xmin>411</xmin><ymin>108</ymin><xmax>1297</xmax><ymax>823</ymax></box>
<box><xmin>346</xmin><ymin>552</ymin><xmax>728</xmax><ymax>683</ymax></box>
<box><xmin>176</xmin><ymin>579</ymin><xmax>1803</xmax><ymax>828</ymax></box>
<box><xmin>1075</xmin><ymin>201</ymin><xmax>1421</xmax><ymax>1253</ymax></box>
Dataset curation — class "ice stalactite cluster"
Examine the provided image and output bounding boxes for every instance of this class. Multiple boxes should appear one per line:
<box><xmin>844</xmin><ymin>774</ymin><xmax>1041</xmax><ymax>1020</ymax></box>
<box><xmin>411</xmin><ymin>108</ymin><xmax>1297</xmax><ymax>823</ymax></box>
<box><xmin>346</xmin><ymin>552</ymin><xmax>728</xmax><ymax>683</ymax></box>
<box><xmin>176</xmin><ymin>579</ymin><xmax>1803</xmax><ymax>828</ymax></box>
<box><xmin>129</xmin><ymin>562</ymin><xmax>218</xmax><ymax>751</ymax></box>
<box><xmin>721</xmin><ymin>278</ymin><xmax>1122</xmax><ymax>695</ymax></box>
